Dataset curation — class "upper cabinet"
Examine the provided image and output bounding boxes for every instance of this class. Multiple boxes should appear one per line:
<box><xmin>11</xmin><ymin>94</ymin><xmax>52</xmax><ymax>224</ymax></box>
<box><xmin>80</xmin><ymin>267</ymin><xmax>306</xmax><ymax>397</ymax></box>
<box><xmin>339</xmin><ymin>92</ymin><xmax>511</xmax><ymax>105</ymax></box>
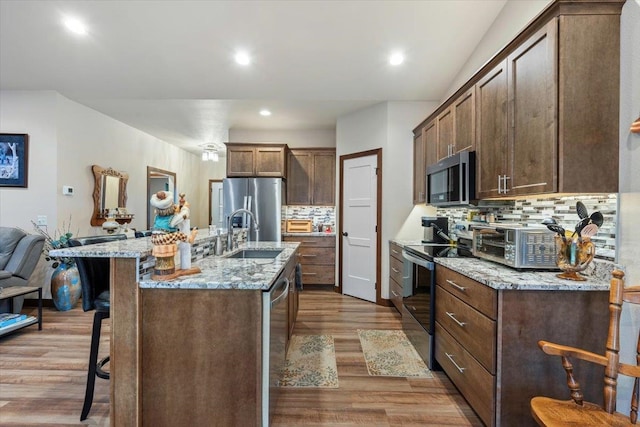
<box><xmin>287</xmin><ymin>148</ymin><xmax>336</xmax><ymax>206</ymax></box>
<box><xmin>414</xmin><ymin>0</ymin><xmax>623</xmax><ymax>200</ymax></box>
<box><xmin>413</xmin><ymin>121</ymin><xmax>437</xmax><ymax>205</ymax></box>
<box><xmin>225</xmin><ymin>143</ymin><xmax>288</xmax><ymax>178</ymax></box>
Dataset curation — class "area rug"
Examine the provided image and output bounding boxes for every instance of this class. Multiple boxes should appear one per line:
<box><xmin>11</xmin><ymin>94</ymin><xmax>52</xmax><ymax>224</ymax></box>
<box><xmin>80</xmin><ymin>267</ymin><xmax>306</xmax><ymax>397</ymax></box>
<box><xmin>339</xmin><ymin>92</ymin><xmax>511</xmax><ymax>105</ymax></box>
<box><xmin>280</xmin><ymin>334</ymin><xmax>339</xmax><ymax>388</ymax></box>
<box><xmin>357</xmin><ymin>329</ymin><xmax>433</xmax><ymax>378</ymax></box>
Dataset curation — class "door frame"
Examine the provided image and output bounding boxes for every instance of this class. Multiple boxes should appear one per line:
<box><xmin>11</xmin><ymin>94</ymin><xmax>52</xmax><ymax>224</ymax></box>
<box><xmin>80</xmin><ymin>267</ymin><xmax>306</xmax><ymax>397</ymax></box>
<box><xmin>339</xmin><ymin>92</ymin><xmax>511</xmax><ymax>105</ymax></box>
<box><xmin>338</xmin><ymin>148</ymin><xmax>383</xmax><ymax>305</ymax></box>
<box><xmin>208</xmin><ymin>179</ymin><xmax>223</xmax><ymax>227</ymax></box>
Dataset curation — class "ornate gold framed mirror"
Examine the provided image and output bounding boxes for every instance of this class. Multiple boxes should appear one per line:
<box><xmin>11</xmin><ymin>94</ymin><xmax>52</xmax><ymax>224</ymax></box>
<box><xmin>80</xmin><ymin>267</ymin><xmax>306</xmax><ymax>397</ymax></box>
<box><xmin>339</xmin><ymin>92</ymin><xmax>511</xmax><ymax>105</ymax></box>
<box><xmin>91</xmin><ymin>165</ymin><xmax>133</xmax><ymax>226</ymax></box>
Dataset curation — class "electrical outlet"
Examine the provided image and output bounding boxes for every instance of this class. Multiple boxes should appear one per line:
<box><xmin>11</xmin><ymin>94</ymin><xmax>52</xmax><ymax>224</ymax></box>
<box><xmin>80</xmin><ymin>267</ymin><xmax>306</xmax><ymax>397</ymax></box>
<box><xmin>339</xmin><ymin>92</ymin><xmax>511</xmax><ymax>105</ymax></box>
<box><xmin>37</xmin><ymin>215</ymin><xmax>47</xmax><ymax>226</ymax></box>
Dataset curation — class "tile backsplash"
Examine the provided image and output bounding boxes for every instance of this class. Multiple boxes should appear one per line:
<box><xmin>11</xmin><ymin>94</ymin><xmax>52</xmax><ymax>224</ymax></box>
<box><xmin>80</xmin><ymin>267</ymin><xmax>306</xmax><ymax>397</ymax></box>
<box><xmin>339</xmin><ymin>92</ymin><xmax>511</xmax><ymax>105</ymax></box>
<box><xmin>438</xmin><ymin>194</ymin><xmax>617</xmax><ymax>260</ymax></box>
<box><xmin>284</xmin><ymin>205</ymin><xmax>336</xmax><ymax>229</ymax></box>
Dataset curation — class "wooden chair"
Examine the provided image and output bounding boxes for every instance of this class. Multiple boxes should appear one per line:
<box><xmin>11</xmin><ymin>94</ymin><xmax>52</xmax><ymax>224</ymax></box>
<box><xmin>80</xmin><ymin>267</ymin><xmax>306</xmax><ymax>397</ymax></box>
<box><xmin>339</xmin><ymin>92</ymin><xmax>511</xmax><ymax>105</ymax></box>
<box><xmin>530</xmin><ymin>270</ymin><xmax>640</xmax><ymax>426</ymax></box>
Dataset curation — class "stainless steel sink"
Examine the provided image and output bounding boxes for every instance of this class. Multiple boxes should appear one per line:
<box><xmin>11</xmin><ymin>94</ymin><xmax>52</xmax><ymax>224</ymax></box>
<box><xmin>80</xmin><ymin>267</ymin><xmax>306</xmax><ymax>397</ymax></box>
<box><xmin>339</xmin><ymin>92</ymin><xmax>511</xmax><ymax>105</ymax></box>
<box><xmin>226</xmin><ymin>249</ymin><xmax>283</xmax><ymax>259</ymax></box>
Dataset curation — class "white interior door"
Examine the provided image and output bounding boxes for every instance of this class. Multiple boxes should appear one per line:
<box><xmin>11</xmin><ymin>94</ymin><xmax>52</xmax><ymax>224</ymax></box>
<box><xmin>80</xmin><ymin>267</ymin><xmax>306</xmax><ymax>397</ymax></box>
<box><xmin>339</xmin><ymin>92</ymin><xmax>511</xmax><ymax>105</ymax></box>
<box><xmin>342</xmin><ymin>154</ymin><xmax>378</xmax><ymax>303</ymax></box>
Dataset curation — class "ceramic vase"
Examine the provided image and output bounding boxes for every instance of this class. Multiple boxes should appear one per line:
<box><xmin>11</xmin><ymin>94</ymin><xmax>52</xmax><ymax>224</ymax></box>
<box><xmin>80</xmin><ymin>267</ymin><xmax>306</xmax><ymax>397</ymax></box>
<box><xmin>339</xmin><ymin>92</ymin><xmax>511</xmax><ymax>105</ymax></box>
<box><xmin>51</xmin><ymin>263</ymin><xmax>82</xmax><ymax>311</ymax></box>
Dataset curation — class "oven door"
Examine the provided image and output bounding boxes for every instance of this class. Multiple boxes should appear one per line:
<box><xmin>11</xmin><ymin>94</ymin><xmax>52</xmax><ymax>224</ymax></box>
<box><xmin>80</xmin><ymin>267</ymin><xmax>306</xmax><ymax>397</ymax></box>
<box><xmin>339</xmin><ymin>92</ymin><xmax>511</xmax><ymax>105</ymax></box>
<box><xmin>401</xmin><ymin>249</ymin><xmax>437</xmax><ymax>369</ymax></box>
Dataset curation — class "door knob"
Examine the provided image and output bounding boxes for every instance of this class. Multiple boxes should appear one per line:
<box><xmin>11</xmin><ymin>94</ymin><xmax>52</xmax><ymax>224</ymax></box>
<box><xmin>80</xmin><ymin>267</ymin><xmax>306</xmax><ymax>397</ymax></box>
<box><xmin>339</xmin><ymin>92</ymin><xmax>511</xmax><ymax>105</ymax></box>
<box><xmin>342</xmin><ymin>232</ymin><xmax>348</xmax><ymax>237</ymax></box>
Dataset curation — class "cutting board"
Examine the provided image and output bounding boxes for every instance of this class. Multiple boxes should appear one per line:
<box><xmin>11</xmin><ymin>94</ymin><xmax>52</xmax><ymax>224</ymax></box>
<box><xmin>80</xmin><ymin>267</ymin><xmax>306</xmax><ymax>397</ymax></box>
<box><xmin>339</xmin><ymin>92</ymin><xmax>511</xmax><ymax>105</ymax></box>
<box><xmin>286</xmin><ymin>219</ymin><xmax>313</xmax><ymax>233</ymax></box>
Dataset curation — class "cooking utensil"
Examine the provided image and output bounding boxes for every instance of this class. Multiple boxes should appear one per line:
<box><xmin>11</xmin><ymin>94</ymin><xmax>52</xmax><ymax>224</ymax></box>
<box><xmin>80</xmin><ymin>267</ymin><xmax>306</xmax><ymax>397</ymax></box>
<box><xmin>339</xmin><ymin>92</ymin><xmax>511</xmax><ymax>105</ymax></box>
<box><xmin>590</xmin><ymin>211</ymin><xmax>604</xmax><ymax>228</ymax></box>
<box><xmin>572</xmin><ymin>217</ymin><xmax>590</xmax><ymax>239</ymax></box>
<box><xmin>576</xmin><ymin>201</ymin><xmax>589</xmax><ymax>219</ymax></box>
<box><xmin>581</xmin><ymin>223</ymin><xmax>599</xmax><ymax>238</ymax></box>
<box><xmin>546</xmin><ymin>224</ymin><xmax>566</xmax><ymax>241</ymax></box>
<box><xmin>541</xmin><ymin>217</ymin><xmax>557</xmax><ymax>225</ymax></box>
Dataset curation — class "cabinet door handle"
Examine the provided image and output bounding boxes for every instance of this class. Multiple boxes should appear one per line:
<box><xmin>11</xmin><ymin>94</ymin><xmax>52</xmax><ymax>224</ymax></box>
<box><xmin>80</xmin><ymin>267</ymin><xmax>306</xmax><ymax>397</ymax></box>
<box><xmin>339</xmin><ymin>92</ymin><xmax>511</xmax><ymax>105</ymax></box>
<box><xmin>391</xmin><ymin>290</ymin><xmax>399</xmax><ymax>297</ymax></box>
<box><xmin>446</xmin><ymin>312</ymin><xmax>466</xmax><ymax>327</ymax></box>
<box><xmin>302</xmin><ymin>240</ymin><xmax>317</xmax><ymax>244</ymax></box>
<box><xmin>445</xmin><ymin>352</ymin><xmax>466</xmax><ymax>373</ymax></box>
<box><xmin>302</xmin><ymin>272</ymin><xmax>317</xmax><ymax>276</ymax></box>
<box><xmin>391</xmin><ymin>267</ymin><xmax>400</xmax><ymax>273</ymax></box>
<box><xmin>301</xmin><ymin>254</ymin><xmax>317</xmax><ymax>258</ymax></box>
<box><xmin>391</xmin><ymin>249</ymin><xmax>400</xmax><ymax>255</ymax></box>
<box><xmin>503</xmin><ymin>175</ymin><xmax>511</xmax><ymax>193</ymax></box>
<box><xmin>497</xmin><ymin>175</ymin><xmax>502</xmax><ymax>194</ymax></box>
<box><xmin>445</xmin><ymin>279</ymin><xmax>466</xmax><ymax>292</ymax></box>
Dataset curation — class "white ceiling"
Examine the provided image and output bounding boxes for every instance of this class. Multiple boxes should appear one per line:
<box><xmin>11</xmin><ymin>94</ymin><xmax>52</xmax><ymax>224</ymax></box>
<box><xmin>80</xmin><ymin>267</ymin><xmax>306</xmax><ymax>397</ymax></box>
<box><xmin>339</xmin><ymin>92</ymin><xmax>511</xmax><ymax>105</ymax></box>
<box><xmin>0</xmin><ymin>0</ymin><xmax>509</xmax><ymax>155</ymax></box>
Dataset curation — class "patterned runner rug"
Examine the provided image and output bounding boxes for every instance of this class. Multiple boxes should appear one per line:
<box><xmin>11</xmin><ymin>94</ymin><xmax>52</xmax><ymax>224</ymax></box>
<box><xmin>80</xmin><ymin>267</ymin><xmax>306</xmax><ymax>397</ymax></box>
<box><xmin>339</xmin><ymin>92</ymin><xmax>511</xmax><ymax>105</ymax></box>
<box><xmin>280</xmin><ymin>334</ymin><xmax>339</xmax><ymax>388</ymax></box>
<box><xmin>357</xmin><ymin>329</ymin><xmax>433</xmax><ymax>378</ymax></box>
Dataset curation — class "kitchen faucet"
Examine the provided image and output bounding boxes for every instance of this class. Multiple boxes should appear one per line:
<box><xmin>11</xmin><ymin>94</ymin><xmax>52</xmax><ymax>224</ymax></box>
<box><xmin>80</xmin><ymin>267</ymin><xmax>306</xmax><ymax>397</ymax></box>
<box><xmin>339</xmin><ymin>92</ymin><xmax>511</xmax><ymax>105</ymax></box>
<box><xmin>227</xmin><ymin>209</ymin><xmax>260</xmax><ymax>252</ymax></box>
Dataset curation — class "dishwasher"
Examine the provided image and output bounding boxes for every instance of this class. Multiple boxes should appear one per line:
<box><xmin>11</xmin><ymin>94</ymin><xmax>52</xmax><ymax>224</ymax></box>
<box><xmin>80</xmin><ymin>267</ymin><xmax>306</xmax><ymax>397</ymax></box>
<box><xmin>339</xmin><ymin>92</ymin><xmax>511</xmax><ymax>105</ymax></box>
<box><xmin>262</xmin><ymin>274</ymin><xmax>289</xmax><ymax>426</ymax></box>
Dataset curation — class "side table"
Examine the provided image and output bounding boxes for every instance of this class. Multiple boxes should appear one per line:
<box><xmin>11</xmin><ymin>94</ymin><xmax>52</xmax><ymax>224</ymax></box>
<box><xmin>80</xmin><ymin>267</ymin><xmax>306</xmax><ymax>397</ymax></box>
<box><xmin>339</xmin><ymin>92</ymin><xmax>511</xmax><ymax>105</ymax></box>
<box><xmin>0</xmin><ymin>286</ymin><xmax>42</xmax><ymax>337</ymax></box>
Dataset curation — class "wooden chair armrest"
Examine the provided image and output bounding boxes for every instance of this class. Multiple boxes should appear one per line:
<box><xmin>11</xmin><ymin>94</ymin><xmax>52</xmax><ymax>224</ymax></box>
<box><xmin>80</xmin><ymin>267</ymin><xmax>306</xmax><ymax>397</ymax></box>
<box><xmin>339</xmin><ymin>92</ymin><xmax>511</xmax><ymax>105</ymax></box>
<box><xmin>538</xmin><ymin>340</ymin><xmax>608</xmax><ymax>366</ymax></box>
<box><xmin>619</xmin><ymin>362</ymin><xmax>640</xmax><ymax>378</ymax></box>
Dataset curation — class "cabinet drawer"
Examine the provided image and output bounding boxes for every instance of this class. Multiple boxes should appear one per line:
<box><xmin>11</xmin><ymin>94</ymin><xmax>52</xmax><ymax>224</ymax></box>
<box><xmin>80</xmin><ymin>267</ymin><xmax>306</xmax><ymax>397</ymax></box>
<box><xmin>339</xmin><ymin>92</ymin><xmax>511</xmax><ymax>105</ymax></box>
<box><xmin>436</xmin><ymin>267</ymin><xmax>497</xmax><ymax>319</ymax></box>
<box><xmin>299</xmin><ymin>264</ymin><xmax>334</xmax><ymax>285</ymax></box>
<box><xmin>389</xmin><ymin>242</ymin><xmax>403</xmax><ymax>262</ymax></box>
<box><xmin>435</xmin><ymin>322</ymin><xmax>495</xmax><ymax>427</ymax></box>
<box><xmin>389</xmin><ymin>277</ymin><xmax>403</xmax><ymax>313</ymax></box>
<box><xmin>436</xmin><ymin>285</ymin><xmax>496</xmax><ymax>373</ymax></box>
<box><xmin>389</xmin><ymin>255</ymin><xmax>404</xmax><ymax>285</ymax></box>
<box><xmin>298</xmin><ymin>246</ymin><xmax>335</xmax><ymax>265</ymax></box>
<box><xmin>283</xmin><ymin>236</ymin><xmax>335</xmax><ymax>248</ymax></box>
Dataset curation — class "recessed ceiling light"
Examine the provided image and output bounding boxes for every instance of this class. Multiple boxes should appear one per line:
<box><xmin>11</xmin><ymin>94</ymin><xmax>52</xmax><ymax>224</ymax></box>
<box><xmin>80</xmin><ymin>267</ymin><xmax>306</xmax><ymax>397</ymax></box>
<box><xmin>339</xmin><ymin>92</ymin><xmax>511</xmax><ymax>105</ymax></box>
<box><xmin>389</xmin><ymin>52</ymin><xmax>404</xmax><ymax>66</ymax></box>
<box><xmin>259</xmin><ymin>109</ymin><xmax>272</xmax><ymax>117</ymax></box>
<box><xmin>63</xmin><ymin>17</ymin><xmax>88</xmax><ymax>35</ymax></box>
<box><xmin>234</xmin><ymin>51</ymin><xmax>251</xmax><ymax>65</ymax></box>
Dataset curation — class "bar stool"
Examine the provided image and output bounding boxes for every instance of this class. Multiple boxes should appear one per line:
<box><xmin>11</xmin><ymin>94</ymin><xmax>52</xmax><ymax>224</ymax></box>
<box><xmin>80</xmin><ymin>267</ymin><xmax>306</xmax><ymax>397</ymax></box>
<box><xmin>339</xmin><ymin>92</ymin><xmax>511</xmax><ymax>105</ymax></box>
<box><xmin>69</xmin><ymin>234</ymin><xmax>127</xmax><ymax>421</ymax></box>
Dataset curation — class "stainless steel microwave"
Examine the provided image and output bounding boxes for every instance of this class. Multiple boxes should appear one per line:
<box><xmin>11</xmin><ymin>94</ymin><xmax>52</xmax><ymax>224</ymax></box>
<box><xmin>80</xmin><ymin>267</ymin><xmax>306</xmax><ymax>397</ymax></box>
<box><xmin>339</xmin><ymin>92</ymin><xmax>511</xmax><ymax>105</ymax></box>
<box><xmin>426</xmin><ymin>150</ymin><xmax>476</xmax><ymax>207</ymax></box>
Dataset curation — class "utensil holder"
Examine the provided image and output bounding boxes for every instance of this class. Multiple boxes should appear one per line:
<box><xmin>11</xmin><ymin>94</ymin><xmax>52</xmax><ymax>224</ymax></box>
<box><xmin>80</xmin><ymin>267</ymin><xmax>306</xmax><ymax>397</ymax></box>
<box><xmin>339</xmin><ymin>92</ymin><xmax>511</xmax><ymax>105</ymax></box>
<box><xmin>555</xmin><ymin>235</ymin><xmax>595</xmax><ymax>281</ymax></box>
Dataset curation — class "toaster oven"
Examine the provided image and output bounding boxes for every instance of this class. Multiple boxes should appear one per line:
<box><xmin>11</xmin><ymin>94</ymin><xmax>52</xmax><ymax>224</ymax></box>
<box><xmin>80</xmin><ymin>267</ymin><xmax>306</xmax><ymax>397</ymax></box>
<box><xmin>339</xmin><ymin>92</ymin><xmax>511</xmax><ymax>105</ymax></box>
<box><xmin>472</xmin><ymin>224</ymin><xmax>558</xmax><ymax>269</ymax></box>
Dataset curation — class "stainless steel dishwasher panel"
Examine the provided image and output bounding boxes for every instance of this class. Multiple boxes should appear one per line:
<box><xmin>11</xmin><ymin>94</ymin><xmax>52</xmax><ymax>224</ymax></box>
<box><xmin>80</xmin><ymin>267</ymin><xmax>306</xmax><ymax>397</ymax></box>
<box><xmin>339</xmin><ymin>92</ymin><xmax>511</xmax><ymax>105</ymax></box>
<box><xmin>261</xmin><ymin>276</ymin><xmax>289</xmax><ymax>426</ymax></box>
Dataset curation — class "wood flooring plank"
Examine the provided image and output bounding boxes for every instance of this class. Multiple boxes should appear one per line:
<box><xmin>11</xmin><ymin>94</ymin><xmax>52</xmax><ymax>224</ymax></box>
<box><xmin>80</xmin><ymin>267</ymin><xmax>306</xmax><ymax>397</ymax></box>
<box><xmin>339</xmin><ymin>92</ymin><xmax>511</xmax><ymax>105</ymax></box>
<box><xmin>0</xmin><ymin>290</ymin><xmax>482</xmax><ymax>426</ymax></box>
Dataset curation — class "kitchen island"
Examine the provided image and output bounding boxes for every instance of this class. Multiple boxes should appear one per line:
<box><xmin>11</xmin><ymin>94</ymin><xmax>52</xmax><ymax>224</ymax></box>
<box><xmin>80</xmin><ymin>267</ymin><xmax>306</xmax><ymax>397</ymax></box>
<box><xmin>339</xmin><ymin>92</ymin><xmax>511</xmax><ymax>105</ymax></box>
<box><xmin>51</xmin><ymin>234</ymin><xmax>299</xmax><ymax>427</ymax></box>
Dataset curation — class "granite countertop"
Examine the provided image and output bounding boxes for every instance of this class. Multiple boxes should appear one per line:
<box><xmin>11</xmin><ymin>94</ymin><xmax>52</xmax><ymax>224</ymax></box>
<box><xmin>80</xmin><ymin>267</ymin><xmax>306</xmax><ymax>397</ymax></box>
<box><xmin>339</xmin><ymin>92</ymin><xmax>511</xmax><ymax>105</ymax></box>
<box><xmin>389</xmin><ymin>238</ymin><xmax>612</xmax><ymax>291</ymax></box>
<box><xmin>49</xmin><ymin>229</ymin><xmax>218</xmax><ymax>258</ymax></box>
<box><xmin>282</xmin><ymin>231</ymin><xmax>336</xmax><ymax>237</ymax></box>
<box><xmin>139</xmin><ymin>241</ymin><xmax>300</xmax><ymax>291</ymax></box>
<box><xmin>435</xmin><ymin>257</ymin><xmax>610</xmax><ymax>291</ymax></box>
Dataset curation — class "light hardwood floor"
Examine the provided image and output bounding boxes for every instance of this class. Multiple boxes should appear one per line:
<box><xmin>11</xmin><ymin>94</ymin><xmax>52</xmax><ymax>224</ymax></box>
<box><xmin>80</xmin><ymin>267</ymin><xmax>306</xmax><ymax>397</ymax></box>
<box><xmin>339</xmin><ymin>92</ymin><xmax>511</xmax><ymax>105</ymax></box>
<box><xmin>0</xmin><ymin>290</ymin><xmax>481</xmax><ymax>426</ymax></box>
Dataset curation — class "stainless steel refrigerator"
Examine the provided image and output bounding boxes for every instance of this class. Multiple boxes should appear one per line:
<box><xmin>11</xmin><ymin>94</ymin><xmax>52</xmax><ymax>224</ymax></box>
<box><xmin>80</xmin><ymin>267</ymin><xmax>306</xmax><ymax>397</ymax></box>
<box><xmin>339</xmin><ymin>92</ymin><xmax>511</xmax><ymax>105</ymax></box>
<box><xmin>222</xmin><ymin>178</ymin><xmax>284</xmax><ymax>242</ymax></box>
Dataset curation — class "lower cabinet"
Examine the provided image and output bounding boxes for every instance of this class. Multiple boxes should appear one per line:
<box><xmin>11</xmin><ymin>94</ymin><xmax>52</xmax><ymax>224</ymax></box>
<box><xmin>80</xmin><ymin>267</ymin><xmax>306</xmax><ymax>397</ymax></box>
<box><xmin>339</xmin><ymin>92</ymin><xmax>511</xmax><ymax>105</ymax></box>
<box><xmin>435</xmin><ymin>265</ymin><xmax>609</xmax><ymax>427</ymax></box>
<box><xmin>388</xmin><ymin>242</ymin><xmax>404</xmax><ymax>313</ymax></box>
<box><xmin>283</xmin><ymin>235</ymin><xmax>335</xmax><ymax>286</ymax></box>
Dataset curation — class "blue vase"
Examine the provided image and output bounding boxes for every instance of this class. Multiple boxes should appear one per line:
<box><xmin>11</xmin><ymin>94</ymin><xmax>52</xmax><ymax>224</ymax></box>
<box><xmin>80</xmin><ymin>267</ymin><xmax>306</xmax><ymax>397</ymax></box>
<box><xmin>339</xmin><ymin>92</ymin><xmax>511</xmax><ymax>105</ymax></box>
<box><xmin>51</xmin><ymin>263</ymin><xmax>81</xmax><ymax>311</ymax></box>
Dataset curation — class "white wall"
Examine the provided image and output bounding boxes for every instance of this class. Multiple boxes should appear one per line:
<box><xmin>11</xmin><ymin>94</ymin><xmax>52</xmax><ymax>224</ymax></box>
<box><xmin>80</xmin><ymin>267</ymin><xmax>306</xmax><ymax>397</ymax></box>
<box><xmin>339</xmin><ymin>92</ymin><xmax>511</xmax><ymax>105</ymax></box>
<box><xmin>616</xmin><ymin>0</ymin><xmax>640</xmax><ymax>413</ymax></box>
<box><xmin>228</xmin><ymin>128</ymin><xmax>336</xmax><ymax>147</ymax></box>
<box><xmin>336</xmin><ymin>101</ymin><xmax>435</xmax><ymax>298</ymax></box>
<box><xmin>0</xmin><ymin>91</ymin><xmax>59</xmax><ymax>231</ymax></box>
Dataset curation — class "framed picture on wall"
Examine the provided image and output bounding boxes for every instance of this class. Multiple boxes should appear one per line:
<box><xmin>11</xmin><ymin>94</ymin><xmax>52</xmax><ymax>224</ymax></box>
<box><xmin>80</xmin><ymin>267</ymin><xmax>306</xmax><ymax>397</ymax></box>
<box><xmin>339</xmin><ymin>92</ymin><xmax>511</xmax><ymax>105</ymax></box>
<box><xmin>0</xmin><ymin>133</ymin><xmax>29</xmax><ymax>188</ymax></box>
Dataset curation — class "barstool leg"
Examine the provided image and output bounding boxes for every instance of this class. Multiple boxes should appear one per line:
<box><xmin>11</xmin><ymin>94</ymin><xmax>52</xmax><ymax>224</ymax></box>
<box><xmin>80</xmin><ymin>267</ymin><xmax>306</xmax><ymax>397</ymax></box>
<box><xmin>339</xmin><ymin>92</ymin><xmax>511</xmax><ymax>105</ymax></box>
<box><xmin>81</xmin><ymin>310</ymin><xmax>109</xmax><ymax>421</ymax></box>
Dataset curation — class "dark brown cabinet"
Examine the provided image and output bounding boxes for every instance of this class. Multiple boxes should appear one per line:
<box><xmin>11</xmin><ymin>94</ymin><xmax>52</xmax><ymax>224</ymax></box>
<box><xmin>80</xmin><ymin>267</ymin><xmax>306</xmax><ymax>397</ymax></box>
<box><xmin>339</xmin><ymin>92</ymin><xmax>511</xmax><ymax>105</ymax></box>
<box><xmin>225</xmin><ymin>143</ymin><xmax>288</xmax><ymax>178</ymax></box>
<box><xmin>435</xmin><ymin>107</ymin><xmax>453</xmax><ymax>161</ymax></box>
<box><xmin>388</xmin><ymin>242</ymin><xmax>404</xmax><ymax>313</ymax></box>
<box><xmin>283</xmin><ymin>235</ymin><xmax>335</xmax><ymax>286</ymax></box>
<box><xmin>435</xmin><ymin>265</ymin><xmax>608</xmax><ymax>427</ymax></box>
<box><xmin>453</xmin><ymin>87</ymin><xmax>476</xmax><ymax>155</ymax></box>
<box><xmin>412</xmin><ymin>132</ymin><xmax>426</xmax><ymax>204</ymax></box>
<box><xmin>476</xmin><ymin>60</ymin><xmax>508</xmax><ymax>199</ymax></box>
<box><xmin>413</xmin><ymin>121</ymin><xmax>436</xmax><ymax>205</ymax></box>
<box><xmin>414</xmin><ymin>0</ymin><xmax>623</xmax><ymax>198</ymax></box>
<box><xmin>287</xmin><ymin>148</ymin><xmax>335</xmax><ymax>206</ymax></box>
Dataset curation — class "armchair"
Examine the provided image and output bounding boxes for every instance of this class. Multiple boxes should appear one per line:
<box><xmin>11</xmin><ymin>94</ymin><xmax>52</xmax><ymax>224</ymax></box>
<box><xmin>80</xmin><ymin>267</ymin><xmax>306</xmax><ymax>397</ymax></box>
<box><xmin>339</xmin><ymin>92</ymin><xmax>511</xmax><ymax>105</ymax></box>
<box><xmin>0</xmin><ymin>227</ymin><xmax>45</xmax><ymax>313</ymax></box>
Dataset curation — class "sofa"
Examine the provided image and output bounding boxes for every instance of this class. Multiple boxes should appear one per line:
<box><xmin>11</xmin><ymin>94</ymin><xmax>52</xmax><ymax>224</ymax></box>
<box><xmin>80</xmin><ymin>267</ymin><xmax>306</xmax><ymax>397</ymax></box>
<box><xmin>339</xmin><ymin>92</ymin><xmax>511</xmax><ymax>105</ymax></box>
<box><xmin>0</xmin><ymin>227</ymin><xmax>45</xmax><ymax>313</ymax></box>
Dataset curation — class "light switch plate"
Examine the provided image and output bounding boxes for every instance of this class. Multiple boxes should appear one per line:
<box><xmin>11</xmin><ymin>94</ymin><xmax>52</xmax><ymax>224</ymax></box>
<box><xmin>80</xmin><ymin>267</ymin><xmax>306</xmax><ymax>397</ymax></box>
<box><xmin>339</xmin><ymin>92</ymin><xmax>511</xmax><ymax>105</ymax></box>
<box><xmin>37</xmin><ymin>215</ymin><xmax>47</xmax><ymax>226</ymax></box>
